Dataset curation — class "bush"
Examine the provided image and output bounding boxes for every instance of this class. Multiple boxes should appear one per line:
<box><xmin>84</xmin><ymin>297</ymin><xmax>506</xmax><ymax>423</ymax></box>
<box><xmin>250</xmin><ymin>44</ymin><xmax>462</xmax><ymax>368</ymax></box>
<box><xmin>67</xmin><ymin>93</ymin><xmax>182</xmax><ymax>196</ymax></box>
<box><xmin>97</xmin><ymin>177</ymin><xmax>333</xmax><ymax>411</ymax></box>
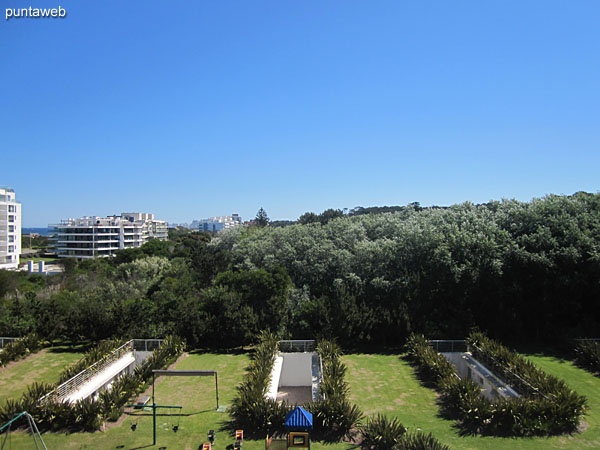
<box><xmin>397</xmin><ymin>431</ymin><xmax>450</xmax><ymax>450</ymax></box>
<box><xmin>575</xmin><ymin>340</ymin><xmax>600</xmax><ymax>373</ymax></box>
<box><xmin>360</xmin><ymin>414</ymin><xmax>407</xmax><ymax>450</ymax></box>
<box><xmin>360</xmin><ymin>414</ymin><xmax>449</xmax><ymax>450</ymax></box>
<box><xmin>0</xmin><ymin>334</ymin><xmax>44</xmax><ymax>367</ymax></box>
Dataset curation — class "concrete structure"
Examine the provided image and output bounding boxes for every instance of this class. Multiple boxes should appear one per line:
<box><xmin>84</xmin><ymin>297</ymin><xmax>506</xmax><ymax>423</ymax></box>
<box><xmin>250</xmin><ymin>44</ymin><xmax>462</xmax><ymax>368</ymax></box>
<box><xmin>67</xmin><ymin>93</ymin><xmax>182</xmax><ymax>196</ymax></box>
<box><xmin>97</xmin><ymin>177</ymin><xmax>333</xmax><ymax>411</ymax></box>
<box><xmin>192</xmin><ymin>214</ymin><xmax>242</xmax><ymax>232</ymax></box>
<box><xmin>27</xmin><ymin>260</ymin><xmax>63</xmax><ymax>276</ymax></box>
<box><xmin>0</xmin><ymin>188</ymin><xmax>21</xmax><ymax>270</ymax></box>
<box><xmin>443</xmin><ymin>352</ymin><xmax>520</xmax><ymax>401</ymax></box>
<box><xmin>267</xmin><ymin>341</ymin><xmax>322</xmax><ymax>404</ymax></box>
<box><xmin>40</xmin><ymin>339</ymin><xmax>163</xmax><ymax>405</ymax></box>
<box><xmin>51</xmin><ymin>212</ymin><xmax>168</xmax><ymax>259</ymax></box>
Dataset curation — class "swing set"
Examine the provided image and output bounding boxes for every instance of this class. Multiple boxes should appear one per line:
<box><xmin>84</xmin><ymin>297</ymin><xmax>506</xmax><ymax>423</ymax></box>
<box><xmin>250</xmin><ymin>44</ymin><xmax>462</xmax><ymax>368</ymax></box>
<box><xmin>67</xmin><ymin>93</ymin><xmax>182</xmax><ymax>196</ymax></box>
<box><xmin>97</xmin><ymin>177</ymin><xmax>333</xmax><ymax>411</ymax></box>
<box><xmin>0</xmin><ymin>411</ymin><xmax>47</xmax><ymax>450</ymax></box>
<box><xmin>127</xmin><ymin>369</ymin><xmax>219</xmax><ymax>446</ymax></box>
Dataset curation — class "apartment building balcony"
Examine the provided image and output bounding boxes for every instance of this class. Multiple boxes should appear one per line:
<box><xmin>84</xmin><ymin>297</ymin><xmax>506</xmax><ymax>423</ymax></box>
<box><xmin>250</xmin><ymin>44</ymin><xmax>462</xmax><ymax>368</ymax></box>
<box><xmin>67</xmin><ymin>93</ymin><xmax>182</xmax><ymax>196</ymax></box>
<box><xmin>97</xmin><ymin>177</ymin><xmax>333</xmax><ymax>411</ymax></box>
<box><xmin>56</xmin><ymin>246</ymin><xmax>94</xmax><ymax>252</ymax></box>
<box><xmin>52</xmin><ymin>236</ymin><xmax>95</xmax><ymax>243</ymax></box>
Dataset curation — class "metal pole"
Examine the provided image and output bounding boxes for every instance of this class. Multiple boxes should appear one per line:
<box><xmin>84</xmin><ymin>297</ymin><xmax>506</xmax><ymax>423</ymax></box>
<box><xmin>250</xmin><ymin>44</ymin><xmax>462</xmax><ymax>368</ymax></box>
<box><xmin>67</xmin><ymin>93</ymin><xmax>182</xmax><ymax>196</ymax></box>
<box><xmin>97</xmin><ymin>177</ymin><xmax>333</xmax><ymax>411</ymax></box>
<box><xmin>26</xmin><ymin>415</ymin><xmax>40</xmax><ymax>450</ymax></box>
<box><xmin>152</xmin><ymin>373</ymin><xmax>156</xmax><ymax>446</ymax></box>
<box><xmin>215</xmin><ymin>373</ymin><xmax>219</xmax><ymax>409</ymax></box>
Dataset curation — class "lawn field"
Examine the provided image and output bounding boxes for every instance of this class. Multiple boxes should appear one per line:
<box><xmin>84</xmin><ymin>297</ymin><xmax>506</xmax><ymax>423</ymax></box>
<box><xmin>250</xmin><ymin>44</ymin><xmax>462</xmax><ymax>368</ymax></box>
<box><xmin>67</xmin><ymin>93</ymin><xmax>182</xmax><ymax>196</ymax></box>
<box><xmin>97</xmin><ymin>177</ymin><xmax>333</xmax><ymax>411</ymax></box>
<box><xmin>0</xmin><ymin>347</ymin><xmax>84</xmax><ymax>405</ymax></box>
<box><xmin>4</xmin><ymin>350</ymin><xmax>600</xmax><ymax>449</ymax></box>
<box><xmin>343</xmin><ymin>352</ymin><xmax>600</xmax><ymax>450</ymax></box>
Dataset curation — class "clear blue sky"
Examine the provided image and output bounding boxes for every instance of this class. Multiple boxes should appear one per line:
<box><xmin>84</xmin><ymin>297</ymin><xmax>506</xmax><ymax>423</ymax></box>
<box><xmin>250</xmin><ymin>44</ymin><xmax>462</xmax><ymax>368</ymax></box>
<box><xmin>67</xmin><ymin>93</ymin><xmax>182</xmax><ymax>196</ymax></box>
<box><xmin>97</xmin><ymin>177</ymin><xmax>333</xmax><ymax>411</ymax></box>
<box><xmin>2</xmin><ymin>1</ymin><xmax>599</xmax><ymax>226</ymax></box>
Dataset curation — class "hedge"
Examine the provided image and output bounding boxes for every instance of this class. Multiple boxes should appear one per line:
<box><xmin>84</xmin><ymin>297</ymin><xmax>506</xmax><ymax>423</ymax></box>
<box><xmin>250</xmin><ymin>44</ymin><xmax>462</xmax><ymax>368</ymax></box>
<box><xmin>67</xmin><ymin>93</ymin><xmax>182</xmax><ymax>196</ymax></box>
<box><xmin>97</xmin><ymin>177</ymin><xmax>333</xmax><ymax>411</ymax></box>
<box><xmin>405</xmin><ymin>332</ymin><xmax>587</xmax><ymax>436</ymax></box>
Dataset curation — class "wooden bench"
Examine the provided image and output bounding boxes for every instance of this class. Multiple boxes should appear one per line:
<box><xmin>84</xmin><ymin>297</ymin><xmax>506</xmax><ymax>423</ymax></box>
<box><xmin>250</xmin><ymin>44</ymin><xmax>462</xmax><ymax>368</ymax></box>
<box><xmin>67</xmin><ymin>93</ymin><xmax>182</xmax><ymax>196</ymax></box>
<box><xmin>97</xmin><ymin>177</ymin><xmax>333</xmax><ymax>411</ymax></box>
<box><xmin>134</xmin><ymin>395</ymin><xmax>151</xmax><ymax>409</ymax></box>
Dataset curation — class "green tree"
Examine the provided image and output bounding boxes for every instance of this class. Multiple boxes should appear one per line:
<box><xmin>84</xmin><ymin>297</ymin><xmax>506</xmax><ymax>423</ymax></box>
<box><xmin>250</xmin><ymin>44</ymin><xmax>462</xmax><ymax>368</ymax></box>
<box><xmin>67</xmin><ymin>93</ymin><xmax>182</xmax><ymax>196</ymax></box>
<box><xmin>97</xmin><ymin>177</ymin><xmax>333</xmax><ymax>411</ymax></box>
<box><xmin>255</xmin><ymin>207</ymin><xmax>270</xmax><ymax>227</ymax></box>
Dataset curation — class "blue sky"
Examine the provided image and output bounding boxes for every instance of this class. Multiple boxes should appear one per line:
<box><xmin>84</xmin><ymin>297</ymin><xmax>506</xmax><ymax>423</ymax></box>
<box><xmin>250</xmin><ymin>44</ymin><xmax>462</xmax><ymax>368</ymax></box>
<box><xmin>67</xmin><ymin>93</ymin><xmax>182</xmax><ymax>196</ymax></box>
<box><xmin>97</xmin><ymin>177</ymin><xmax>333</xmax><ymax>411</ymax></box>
<box><xmin>2</xmin><ymin>1</ymin><xmax>599</xmax><ymax>226</ymax></box>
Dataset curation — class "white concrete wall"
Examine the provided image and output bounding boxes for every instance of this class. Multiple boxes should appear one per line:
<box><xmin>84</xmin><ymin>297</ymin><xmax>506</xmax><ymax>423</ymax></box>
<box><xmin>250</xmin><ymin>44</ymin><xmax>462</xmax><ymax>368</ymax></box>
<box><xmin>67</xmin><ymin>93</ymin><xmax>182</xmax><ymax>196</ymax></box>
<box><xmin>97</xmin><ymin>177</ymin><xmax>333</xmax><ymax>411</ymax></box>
<box><xmin>280</xmin><ymin>352</ymin><xmax>314</xmax><ymax>386</ymax></box>
<box><xmin>442</xmin><ymin>352</ymin><xmax>520</xmax><ymax>401</ymax></box>
<box><xmin>267</xmin><ymin>355</ymin><xmax>283</xmax><ymax>400</ymax></box>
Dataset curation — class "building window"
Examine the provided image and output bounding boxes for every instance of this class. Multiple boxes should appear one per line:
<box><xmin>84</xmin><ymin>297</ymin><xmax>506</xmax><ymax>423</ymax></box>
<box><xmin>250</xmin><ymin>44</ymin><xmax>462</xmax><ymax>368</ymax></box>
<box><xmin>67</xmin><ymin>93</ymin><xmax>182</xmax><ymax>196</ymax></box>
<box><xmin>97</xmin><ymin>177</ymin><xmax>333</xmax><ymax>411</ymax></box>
<box><xmin>8</xmin><ymin>246</ymin><xmax>14</xmax><ymax>253</ymax></box>
<box><xmin>8</xmin><ymin>205</ymin><xmax>15</xmax><ymax>212</ymax></box>
<box><xmin>8</xmin><ymin>236</ymin><xmax>14</xmax><ymax>243</ymax></box>
<box><xmin>8</xmin><ymin>215</ymin><xmax>15</xmax><ymax>222</ymax></box>
<box><xmin>8</xmin><ymin>226</ymin><xmax>14</xmax><ymax>232</ymax></box>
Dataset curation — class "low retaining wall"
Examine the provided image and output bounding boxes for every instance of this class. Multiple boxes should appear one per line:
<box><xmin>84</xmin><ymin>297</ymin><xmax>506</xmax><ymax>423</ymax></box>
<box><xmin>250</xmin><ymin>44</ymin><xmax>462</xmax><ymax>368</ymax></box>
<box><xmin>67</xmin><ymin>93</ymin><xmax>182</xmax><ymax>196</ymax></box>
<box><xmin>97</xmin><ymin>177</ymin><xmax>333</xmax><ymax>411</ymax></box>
<box><xmin>442</xmin><ymin>352</ymin><xmax>520</xmax><ymax>400</ymax></box>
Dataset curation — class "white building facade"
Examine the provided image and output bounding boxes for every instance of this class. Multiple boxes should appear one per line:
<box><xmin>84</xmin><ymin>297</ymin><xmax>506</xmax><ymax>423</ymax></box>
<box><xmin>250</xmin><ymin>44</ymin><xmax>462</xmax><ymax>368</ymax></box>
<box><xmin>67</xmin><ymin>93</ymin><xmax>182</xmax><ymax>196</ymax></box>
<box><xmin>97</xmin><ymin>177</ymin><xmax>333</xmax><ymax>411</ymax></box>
<box><xmin>0</xmin><ymin>188</ymin><xmax>21</xmax><ymax>270</ymax></box>
<box><xmin>51</xmin><ymin>212</ymin><xmax>168</xmax><ymax>259</ymax></box>
<box><xmin>192</xmin><ymin>214</ymin><xmax>242</xmax><ymax>232</ymax></box>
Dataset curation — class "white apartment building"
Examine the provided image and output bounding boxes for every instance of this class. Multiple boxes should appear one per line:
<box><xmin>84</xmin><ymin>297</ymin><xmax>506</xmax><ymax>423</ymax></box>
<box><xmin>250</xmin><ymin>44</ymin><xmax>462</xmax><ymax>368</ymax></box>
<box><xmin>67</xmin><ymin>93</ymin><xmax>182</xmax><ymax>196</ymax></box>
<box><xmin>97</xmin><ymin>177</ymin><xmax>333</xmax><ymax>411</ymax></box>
<box><xmin>0</xmin><ymin>188</ymin><xmax>21</xmax><ymax>270</ymax></box>
<box><xmin>191</xmin><ymin>214</ymin><xmax>242</xmax><ymax>232</ymax></box>
<box><xmin>51</xmin><ymin>212</ymin><xmax>168</xmax><ymax>259</ymax></box>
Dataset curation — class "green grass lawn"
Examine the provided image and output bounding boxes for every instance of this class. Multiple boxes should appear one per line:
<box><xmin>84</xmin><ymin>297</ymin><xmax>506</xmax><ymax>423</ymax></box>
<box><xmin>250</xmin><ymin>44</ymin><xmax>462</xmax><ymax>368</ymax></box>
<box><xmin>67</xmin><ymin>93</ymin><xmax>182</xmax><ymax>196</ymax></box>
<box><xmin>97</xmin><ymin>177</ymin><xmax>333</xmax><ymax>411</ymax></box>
<box><xmin>0</xmin><ymin>347</ymin><xmax>83</xmax><ymax>405</ymax></box>
<box><xmin>5</xmin><ymin>350</ymin><xmax>600</xmax><ymax>450</ymax></box>
<box><xmin>343</xmin><ymin>352</ymin><xmax>600</xmax><ymax>450</ymax></box>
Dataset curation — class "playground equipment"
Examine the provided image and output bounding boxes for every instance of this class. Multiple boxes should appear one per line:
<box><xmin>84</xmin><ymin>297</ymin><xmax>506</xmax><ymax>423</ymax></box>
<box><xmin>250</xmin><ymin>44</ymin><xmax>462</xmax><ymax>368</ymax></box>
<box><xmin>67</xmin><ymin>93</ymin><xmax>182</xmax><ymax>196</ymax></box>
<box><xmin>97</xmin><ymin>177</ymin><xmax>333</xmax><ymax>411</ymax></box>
<box><xmin>234</xmin><ymin>429</ymin><xmax>243</xmax><ymax>449</ymax></box>
<box><xmin>266</xmin><ymin>407</ymin><xmax>312</xmax><ymax>450</ymax></box>
<box><xmin>127</xmin><ymin>369</ymin><xmax>219</xmax><ymax>446</ymax></box>
<box><xmin>0</xmin><ymin>411</ymin><xmax>47</xmax><ymax>450</ymax></box>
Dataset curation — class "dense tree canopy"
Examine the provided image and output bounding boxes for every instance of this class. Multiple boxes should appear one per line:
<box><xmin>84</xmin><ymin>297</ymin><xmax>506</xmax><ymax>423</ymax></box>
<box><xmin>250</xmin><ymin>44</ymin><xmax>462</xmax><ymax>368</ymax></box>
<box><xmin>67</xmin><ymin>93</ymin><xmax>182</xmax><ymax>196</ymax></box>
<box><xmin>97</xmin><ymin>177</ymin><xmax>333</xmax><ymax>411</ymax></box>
<box><xmin>1</xmin><ymin>192</ymin><xmax>599</xmax><ymax>348</ymax></box>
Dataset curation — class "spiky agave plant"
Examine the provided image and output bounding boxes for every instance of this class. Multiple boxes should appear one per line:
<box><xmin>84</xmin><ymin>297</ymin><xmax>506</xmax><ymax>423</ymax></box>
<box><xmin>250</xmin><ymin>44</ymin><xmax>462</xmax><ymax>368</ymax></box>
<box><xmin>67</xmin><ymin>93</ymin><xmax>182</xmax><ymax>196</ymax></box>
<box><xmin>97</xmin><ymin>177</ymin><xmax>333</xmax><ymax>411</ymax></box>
<box><xmin>360</xmin><ymin>414</ymin><xmax>407</xmax><ymax>450</ymax></box>
<box><xmin>397</xmin><ymin>431</ymin><xmax>450</xmax><ymax>450</ymax></box>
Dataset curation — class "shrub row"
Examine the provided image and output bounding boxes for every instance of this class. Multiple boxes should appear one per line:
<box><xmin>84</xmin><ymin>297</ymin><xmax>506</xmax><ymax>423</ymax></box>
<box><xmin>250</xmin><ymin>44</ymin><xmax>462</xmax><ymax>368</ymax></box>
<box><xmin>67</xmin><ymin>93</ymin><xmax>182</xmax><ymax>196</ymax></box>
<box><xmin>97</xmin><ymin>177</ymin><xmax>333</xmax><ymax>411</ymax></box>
<box><xmin>0</xmin><ymin>335</ymin><xmax>185</xmax><ymax>432</ymax></box>
<box><xmin>405</xmin><ymin>333</ymin><xmax>587</xmax><ymax>436</ymax></box>
<box><xmin>574</xmin><ymin>339</ymin><xmax>600</xmax><ymax>374</ymax></box>
<box><xmin>229</xmin><ymin>331</ymin><xmax>284</xmax><ymax>434</ymax></box>
<box><xmin>360</xmin><ymin>414</ymin><xmax>450</xmax><ymax>450</ymax></box>
<box><xmin>312</xmin><ymin>340</ymin><xmax>362</xmax><ymax>441</ymax></box>
<box><xmin>0</xmin><ymin>334</ymin><xmax>44</xmax><ymax>367</ymax></box>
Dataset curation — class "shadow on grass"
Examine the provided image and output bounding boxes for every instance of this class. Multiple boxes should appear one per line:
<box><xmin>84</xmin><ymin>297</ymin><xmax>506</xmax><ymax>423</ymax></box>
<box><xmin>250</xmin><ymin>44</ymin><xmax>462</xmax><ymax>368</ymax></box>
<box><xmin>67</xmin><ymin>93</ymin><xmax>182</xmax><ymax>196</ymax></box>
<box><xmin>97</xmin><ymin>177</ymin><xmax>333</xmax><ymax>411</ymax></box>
<box><xmin>188</xmin><ymin>348</ymin><xmax>250</xmax><ymax>356</ymax></box>
<box><xmin>47</xmin><ymin>344</ymin><xmax>89</xmax><ymax>354</ymax></box>
<box><xmin>126</xmin><ymin>409</ymin><xmax>214</xmax><ymax>417</ymax></box>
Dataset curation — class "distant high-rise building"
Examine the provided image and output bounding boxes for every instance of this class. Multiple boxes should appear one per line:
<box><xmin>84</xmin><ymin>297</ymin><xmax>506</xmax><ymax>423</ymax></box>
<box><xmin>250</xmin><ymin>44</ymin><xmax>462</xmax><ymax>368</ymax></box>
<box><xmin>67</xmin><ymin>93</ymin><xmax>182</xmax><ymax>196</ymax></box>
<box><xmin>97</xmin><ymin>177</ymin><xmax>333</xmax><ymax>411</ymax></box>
<box><xmin>0</xmin><ymin>187</ymin><xmax>21</xmax><ymax>269</ymax></box>
<box><xmin>192</xmin><ymin>214</ymin><xmax>242</xmax><ymax>232</ymax></box>
<box><xmin>51</xmin><ymin>212</ymin><xmax>168</xmax><ymax>259</ymax></box>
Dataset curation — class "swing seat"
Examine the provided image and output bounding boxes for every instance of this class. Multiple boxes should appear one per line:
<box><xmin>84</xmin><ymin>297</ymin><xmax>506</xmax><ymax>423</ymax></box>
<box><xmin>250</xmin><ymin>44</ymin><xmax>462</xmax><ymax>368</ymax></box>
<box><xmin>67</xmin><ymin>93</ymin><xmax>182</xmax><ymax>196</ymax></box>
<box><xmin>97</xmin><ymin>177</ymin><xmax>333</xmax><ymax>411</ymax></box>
<box><xmin>235</xmin><ymin>429</ymin><xmax>244</xmax><ymax>440</ymax></box>
<box><xmin>202</xmin><ymin>443</ymin><xmax>212</xmax><ymax>450</ymax></box>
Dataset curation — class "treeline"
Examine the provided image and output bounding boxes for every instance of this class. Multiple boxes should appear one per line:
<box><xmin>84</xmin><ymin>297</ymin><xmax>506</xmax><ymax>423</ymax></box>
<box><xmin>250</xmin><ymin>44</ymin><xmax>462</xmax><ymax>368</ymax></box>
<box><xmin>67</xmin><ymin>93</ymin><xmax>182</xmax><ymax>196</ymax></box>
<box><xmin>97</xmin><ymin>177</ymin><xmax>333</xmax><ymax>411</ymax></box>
<box><xmin>1</xmin><ymin>192</ymin><xmax>599</xmax><ymax>348</ymax></box>
<box><xmin>212</xmin><ymin>191</ymin><xmax>600</xmax><ymax>345</ymax></box>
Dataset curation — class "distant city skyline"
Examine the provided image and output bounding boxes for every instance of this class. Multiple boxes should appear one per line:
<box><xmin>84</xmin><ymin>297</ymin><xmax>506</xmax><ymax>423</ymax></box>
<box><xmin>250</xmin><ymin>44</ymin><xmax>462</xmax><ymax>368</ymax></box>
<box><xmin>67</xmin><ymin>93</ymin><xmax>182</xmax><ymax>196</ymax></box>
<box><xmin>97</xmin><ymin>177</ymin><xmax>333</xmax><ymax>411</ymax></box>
<box><xmin>3</xmin><ymin>1</ymin><xmax>599</xmax><ymax>227</ymax></box>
